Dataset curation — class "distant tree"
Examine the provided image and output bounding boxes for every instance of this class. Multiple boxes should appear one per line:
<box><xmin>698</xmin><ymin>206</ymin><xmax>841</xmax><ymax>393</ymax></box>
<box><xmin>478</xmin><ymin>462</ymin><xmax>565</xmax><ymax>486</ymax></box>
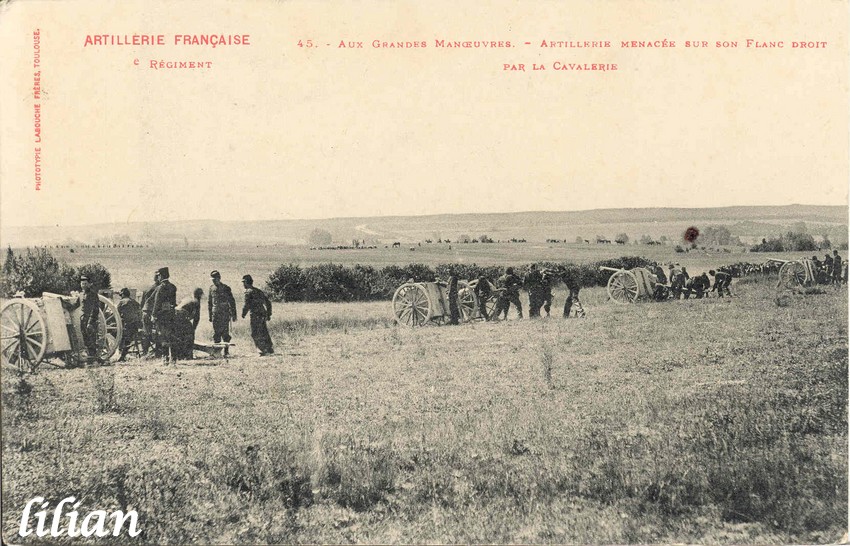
<box><xmin>308</xmin><ymin>228</ymin><xmax>333</xmax><ymax>245</ymax></box>
<box><xmin>615</xmin><ymin>233</ymin><xmax>629</xmax><ymax>244</ymax></box>
<box><xmin>639</xmin><ymin>234</ymin><xmax>654</xmax><ymax>245</ymax></box>
<box><xmin>72</xmin><ymin>263</ymin><xmax>112</xmax><ymax>291</ymax></box>
<box><xmin>701</xmin><ymin>225</ymin><xmax>734</xmax><ymax>246</ymax></box>
<box><xmin>575</xmin><ymin>236</ymin><xmax>584</xmax><ymax>244</ymax></box>
<box><xmin>820</xmin><ymin>235</ymin><xmax>832</xmax><ymax>250</ymax></box>
<box><xmin>0</xmin><ymin>247</ymin><xmax>77</xmax><ymax>297</ymax></box>
<box><xmin>479</xmin><ymin>234</ymin><xmax>494</xmax><ymax>243</ymax></box>
<box><xmin>458</xmin><ymin>234</ymin><xmax>471</xmax><ymax>243</ymax></box>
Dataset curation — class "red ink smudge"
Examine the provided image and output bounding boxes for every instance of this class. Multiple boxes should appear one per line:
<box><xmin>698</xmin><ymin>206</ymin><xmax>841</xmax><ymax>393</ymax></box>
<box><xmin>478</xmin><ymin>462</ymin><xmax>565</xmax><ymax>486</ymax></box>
<box><xmin>684</xmin><ymin>226</ymin><xmax>700</xmax><ymax>243</ymax></box>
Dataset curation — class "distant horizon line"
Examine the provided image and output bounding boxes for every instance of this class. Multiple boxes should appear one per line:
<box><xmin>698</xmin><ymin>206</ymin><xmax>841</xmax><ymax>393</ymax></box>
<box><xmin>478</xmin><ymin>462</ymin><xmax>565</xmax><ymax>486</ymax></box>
<box><xmin>2</xmin><ymin>202</ymin><xmax>847</xmax><ymax>230</ymax></box>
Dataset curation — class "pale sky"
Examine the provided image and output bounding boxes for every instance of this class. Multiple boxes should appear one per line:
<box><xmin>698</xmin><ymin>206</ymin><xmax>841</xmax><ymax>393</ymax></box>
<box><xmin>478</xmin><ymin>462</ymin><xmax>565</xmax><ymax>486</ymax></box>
<box><xmin>1</xmin><ymin>0</ymin><xmax>848</xmax><ymax>228</ymax></box>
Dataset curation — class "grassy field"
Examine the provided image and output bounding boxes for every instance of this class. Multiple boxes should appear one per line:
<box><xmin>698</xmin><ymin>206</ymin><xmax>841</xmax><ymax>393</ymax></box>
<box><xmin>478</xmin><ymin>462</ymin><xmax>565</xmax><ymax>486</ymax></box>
<box><xmin>2</xmin><ymin>275</ymin><xmax>846</xmax><ymax>544</ymax></box>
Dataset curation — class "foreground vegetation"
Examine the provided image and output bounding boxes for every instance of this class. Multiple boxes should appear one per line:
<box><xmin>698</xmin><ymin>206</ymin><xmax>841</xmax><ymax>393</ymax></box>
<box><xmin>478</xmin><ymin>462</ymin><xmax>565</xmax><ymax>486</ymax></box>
<box><xmin>1</xmin><ymin>278</ymin><xmax>847</xmax><ymax>544</ymax></box>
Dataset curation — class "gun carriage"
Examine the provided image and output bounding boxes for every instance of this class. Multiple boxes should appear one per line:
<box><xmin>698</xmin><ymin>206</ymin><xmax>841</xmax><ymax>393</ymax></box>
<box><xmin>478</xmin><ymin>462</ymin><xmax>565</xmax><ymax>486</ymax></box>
<box><xmin>767</xmin><ymin>257</ymin><xmax>817</xmax><ymax>289</ymax></box>
<box><xmin>392</xmin><ymin>279</ymin><xmax>499</xmax><ymax>327</ymax></box>
<box><xmin>599</xmin><ymin>266</ymin><xmax>659</xmax><ymax>304</ymax></box>
<box><xmin>1</xmin><ymin>291</ymin><xmax>123</xmax><ymax>373</ymax></box>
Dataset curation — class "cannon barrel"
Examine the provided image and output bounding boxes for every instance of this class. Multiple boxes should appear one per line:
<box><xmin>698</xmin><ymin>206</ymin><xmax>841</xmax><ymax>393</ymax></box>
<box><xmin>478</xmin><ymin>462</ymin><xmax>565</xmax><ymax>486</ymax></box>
<box><xmin>766</xmin><ymin>258</ymin><xmax>790</xmax><ymax>264</ymax></box>
<box><xmin>599</xmin><ymin>266</ymin><xmax>623</xmax><ymax>273</ymax></box>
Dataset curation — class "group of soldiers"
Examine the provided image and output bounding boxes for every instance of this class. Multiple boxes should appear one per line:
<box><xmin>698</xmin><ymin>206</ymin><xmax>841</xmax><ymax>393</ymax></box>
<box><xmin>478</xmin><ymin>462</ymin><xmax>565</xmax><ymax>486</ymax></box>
<box><xmin>113</xmin><ymin>268</ymin><xmax>275</xmax><ymax>364</ymax></box>
<box><xmin>648</xmin><ymin>263</ymin><xmax>732</xmax><ymax>300</ymax></box>
<box><xmin>441</xmin><ymin>264</ymin><xmax>586</xmax><ymax>324</ymax></box>
<box><xmin>810</xmin><ymin>250</ymin><xmax>844</xmax><ymax>285</ymax></box>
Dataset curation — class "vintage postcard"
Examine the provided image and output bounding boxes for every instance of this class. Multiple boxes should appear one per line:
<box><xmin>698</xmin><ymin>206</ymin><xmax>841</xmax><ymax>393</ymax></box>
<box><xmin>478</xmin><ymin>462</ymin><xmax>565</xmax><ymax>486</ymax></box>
<box><xmin>0</xmin><ymin>0</ymin><xmax>847</xmax><ymax>543</ymax></box>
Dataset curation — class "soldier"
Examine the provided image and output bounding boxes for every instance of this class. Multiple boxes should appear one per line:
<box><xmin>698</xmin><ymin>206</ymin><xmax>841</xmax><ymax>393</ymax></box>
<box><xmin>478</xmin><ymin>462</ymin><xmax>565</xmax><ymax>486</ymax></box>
<box><xmin>684</xmin><ymin>272</ymin><xmax>710</xmax><ymax>299</ymax></box>
<box><xmin>473</xmin><ymin>274</ymin><xmax>493</xmax><ymax>321</ymax></box>
<box><xmin>116</xmin><ymin>288</ymin><xmax>142</xmax><ymax>362</ymax></box>
<box><xmin>541</xmin><ymin>269</ymin><xmax>556</xmax><ymax>317</ymax></box>
<box><xmin>832</xmin><ymin>250</ymin><xmax>843</xmax><ymax>285</ymax></box>
<box><xmin>151</xmin><ymin>267</ymin><xmax>177</xmax><ymax>363</ymax></box>
<box><xmin>173</xmin><ymin>288</ymin><xmax>203</xmax><ymax>360</ymax></box>
<box><xmin>524</xmin><ymin>264</ymin><xmax>544</xmax><ymax>318</ymax></box>
<box><xmin>824</xmin><ymin>253</ymin><xmax>834</xmax><ymax>278</ymax></box>
<box><xmin>562</xmin><ymin>269</ymin><xmax>586</xmax><ymax>318</ymax></box>
<box><xmin>668</xmin><ymin>263</ymin><xmax>685</xmax><ymax>299</ymax></box>
<box><xmin>446</xmin><ymin>268</ymin><xmax>460</xmax><ymax>325</ymax></box>
<box><xmin>495</xmin><ymin>267</ymin><xmax>523</xmax><ymax>320</ymax></box>
<box><xmin>208</xmin><ymin>270</ymin><xmax>237</xmax><ymax>353</ymax></box>
<box><xmin>79</xmin><ymin>275</ymin><xmax>101</xmax><ymax>364</ymax></box>
<box><xmin>242</xmin><ymin>274</ymin><xmax>275</xmax><ymax>356</ymax></box>
<box><xmin>140</xmin><ymin>271</ymin><xmax>160</xmax><ymax>355</ymax></box>
<box><xmin>709</xmin><ymin>269</ymin><xmax>732</xmax><ymax>297</ymax></box>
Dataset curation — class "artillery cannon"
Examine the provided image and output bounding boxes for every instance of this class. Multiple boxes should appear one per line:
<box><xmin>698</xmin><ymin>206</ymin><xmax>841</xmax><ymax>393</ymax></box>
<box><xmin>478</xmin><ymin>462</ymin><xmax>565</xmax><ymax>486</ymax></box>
<box><xmin>1</xmin><ymin>292</ymin><xmax>123</xmax><ymax>373</ymax></box>
<box><xmin>767</xmin><ymin>258</ymin><xmax>817</xmax><ymax>289</ymax></box>
<box><xmin>391</xmin><ymin>279</ymin><xmax>499</xmax><ymax>326</ymax></box>
<box><xmin>599</xmin><ymin>266</ymin><xmax>659</xmax><ymax>304</ymax></box>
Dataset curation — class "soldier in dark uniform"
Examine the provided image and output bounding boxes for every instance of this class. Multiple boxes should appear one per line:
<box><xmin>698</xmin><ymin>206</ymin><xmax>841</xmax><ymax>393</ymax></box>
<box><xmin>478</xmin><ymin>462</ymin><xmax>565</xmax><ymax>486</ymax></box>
<box><xmin>473</xmin><ymin>274</ymin><xmax>493</xmax><ymax>321</ymax></box>
<box><xmin>668</xmin><ymin>264</ymin><xmax>685</xmax><ymax>299</ymax></box>
<box><xmin>832</xmin><ymin>250</ymin><xmax>843</xmax><ymax>285</ymax></box>
<box><xmin>824</xmin><ymin>253</ymin><xmax>834</xmax><ymax>278</ymax></box>
<box><xmin>524</xmin><ymin>264</ymin><xmax>544</xmax><ymax>318</ymax></box>
<box><xmin>151</xmin><ymin>267</ymin><xmax>177</xmax><ymax>363</ymax></box>
<box><xmin>446</xmin><ymin>268</ymin><xmax>460</xmax><ymax>325</ymax></box>
<box><xmin>541</xmin><ymin>269</ymin><xmax>556</xmax><ymax>317</ymax></box>
<box><xmin>208</xmin><ymin>270</ymin><xmax>237</xmax><ymax>353</ymax></box>
<box><xmin>242</xmin><ymin>274</ymin><xmax>274</xmax><ymax>355</ymax></box>
<box><xmin>173</xmin><ymin>288</ymin><xmax>203</xmax><ymax>360</ymax></box>
<box><xmin>140</xmin><ymin>272</ymin><xmax>160</xmax><ymax>355</ymax></box>
<box><xmin>709</xmin><ymin>269</ymin><xmax>732</xmax><ymax>297</ymax></box>
<box><xmin>117</xmin><ymin>288</ymin><xmax>142</xmax><ymax>362</ymax></box>
<box><xmin>562</xmin><ymin>269</ymin><xmax>586</xmax><ymax>318</ymax></box>
<box><xmin>495</xmin><ymin>267</ymin><xmax>523</xmax><ymax>320</ymax></box>
<box><xmin>684</xmin><ymin>273</ymin><xmax>710</xmax><ymax>299</ymax></box>
<box><xmin>79</xmin><ymin>275</ymin><xmax>101</xmax><ymax>364</ymax></box>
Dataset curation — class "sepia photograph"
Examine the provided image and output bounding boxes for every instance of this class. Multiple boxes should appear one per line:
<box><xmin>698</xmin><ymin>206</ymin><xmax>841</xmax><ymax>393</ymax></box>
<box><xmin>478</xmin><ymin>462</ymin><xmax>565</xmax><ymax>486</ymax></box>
<box><xmin>0</xmin><ymin>0</ymin><xmax>848</xmax><ymax>543</ymax></box>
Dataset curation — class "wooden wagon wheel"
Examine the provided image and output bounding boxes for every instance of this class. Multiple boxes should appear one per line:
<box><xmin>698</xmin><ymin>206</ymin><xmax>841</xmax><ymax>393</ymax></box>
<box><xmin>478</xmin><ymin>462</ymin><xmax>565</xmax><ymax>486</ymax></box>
<box><xmin>1</xmin><ymin>299</ymin><xmax>47</xmax><ymax>373</ymax></box>
<box><xmin>98</xmin><ymin>295</ymin><xmax>123</xmax><ymax>360</ymax></box>
<box><xmin>457</xmin><ymin>281</ymin><xmax>479</xmax><ymax>322</ymax></box>
<box><xmin>392</xmin><ymin>283</ymin><xmax>431</xmax><ymax>327</ymax></box>
<box><xmin>607</xmin><ymin>269</ymin><xmax>639</xmax><ymax>304</ymax></box>
<box><xmin>777</xmin><ymin>261</ymin><xmax>807</xmax><ymax>289</ymax></box>
<box><xmin>484</xmin><ymin>293</ymin><xmax>500</xmax><ymax>319</ymax></box>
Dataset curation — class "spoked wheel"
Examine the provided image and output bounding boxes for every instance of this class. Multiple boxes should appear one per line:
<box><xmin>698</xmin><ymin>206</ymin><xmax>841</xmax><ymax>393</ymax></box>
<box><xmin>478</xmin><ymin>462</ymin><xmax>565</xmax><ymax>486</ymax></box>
<box><xmin>484</xmin><ymin>293</ymin><xmax>500</xmax><ymax>320</ymax></box>
<box><xmin>457</xmin><ymin>281</ymin><xmax>479</xmax><ymax>322</ymax></box>
<box><xmin>392</xmin><ymin>283</ymin><xmax>431</xmax><ymax>327</ymax></box>
<box><xmin>97</xmin><ymin>295</ymin><xmax>123</xmax><ymax>361</ymax></box>
<box><xmin>1</xmin><ymin>299</ymin><xmax>47</xmax><ymax>373</ymax></box>
<box><xmin>607</xmin><ymin>270</ymin><xmax>639</xmax><ymax>304</ymax></box>
<box><xmin>777</xmin><ymin>261</ymin><xmax>807</xmax><ymax>289</ymax></box>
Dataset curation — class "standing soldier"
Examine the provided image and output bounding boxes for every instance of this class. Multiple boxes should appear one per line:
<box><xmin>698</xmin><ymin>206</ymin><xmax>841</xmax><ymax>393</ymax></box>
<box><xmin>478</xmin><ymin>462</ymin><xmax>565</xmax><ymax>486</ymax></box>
<box><xmin>79</xmin><ymin>275</ymin><xmax>101</xmax><ymax>364</ymax></box>
<box><xmin>540</xmin><ymin>268</ymin><xmax>556</xmax><ymax>317</ymax></box>
<box><xmin>242</xmin><ymin>275</ymin><xmax>275</xmax><ymax>356</ymax></box>
<box><xmin>495</xmin><ymin>267</ymin><xmax>523</xmax><ymax>320</ymax></box>
<box><xmin>140</xmin><ymin>271</ymin><xmax>160</xmax><ymax>355</ymax></box>
<box><xmin>116</xmin><ymin>288</ymin><xmax>142</xmax><ymax>362</ymax></box>
<box><xmin>208</xmin><ymin>270</ymin><xmax>237</xmax><ymax>354</ymax></box>
<box><xmin>824</xmin><ymin>253</ymin><xmax>834</xmax><ymax>279</ymax></box>
<box><xmin>152</xmin><ymin>267</ymin><xmax>177</xmax><ymax>364</ymax></box>
<box><xmin>473</xmin><ymin>274</ymin><xmax>493</xmax><ymax>321</ymax></box>
<box><xmin>446</xmin><ymin>268</ymin><xmax>460</xmax><ymax>325</ymax></box>
<box><xmin>562</xmin><ymin>269</ymin><xmax>586</xmax><ymax>318</ymax></box>
<box><xmin>832</xmin><ymin>250</ymin><xmax>843</xmax><ymax>285</ymax></box>
<box><xmin>524</xmin><ymin>264</ymin><xmax>544</xmax><ymax>318</ymax></box>
<box><xmin>668</xmin><ymin>264</ymin><xmax>685</xmax><ymax>299</ymax></box>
